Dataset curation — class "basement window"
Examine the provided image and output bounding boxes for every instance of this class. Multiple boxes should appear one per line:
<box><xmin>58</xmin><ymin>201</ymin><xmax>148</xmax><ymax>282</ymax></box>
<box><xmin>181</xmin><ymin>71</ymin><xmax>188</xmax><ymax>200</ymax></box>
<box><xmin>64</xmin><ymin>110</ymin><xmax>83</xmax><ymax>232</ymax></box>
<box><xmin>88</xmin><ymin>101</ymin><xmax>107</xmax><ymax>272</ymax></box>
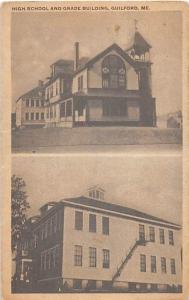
<box><xmin>73</xmin><ymin>279</ymin><xmax>82</xmax><ymax>289</ymax></box>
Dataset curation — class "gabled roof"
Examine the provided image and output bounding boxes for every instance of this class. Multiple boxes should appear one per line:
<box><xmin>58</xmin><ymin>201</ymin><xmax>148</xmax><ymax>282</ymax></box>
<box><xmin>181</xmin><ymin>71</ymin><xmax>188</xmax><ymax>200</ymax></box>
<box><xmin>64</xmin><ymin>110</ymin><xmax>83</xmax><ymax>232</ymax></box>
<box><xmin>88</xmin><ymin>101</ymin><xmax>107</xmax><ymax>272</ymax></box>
<box><xmin>125</xmin><ymin>31</ymin><xmax>152</xmax><ymax>55</ymax></box>
<box><xmin>62</xmin><ymin>196</ymin><xmax>181</xmax><ymax>229</ymax></box>
<box><xmin>134</xmin><ymin>31</ymin><xmax>151</xmax><ymax>50</ymax></box>
<box><xmin>17</xmin><ymin>85</ymin><xmax>44</xmax><ymax>102</ymax></box>
<box><xmin>74</xmin><ymin>43</ymin><xmax>136</xmax><ymax>75</ymax></box>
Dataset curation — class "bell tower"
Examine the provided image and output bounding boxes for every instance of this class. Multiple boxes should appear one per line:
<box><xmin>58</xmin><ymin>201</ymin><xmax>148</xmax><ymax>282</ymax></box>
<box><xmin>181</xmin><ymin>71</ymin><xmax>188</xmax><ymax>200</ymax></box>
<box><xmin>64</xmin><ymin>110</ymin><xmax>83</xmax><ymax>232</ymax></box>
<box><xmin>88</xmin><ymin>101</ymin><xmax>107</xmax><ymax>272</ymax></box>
<box><xmin>88</xmin><ymin>185</ymin><xmax>105</xmax><ymax>201</ymax></box>
<box><xmin>127</xmin><ymin>19</ymin><xmax>151</xmax><ymax>63</ymax></box>
<box><xmin>126</xmin><ymin>22</ymin><xmax>156</xmax><ymax>127</ymax></box>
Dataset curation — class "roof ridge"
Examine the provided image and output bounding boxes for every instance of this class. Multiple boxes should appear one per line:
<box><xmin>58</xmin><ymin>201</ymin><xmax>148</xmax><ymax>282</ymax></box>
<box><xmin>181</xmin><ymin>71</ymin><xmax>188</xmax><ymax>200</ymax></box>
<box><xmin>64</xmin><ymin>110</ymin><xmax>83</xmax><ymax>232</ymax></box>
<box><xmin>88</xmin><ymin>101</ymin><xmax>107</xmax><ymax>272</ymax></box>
<box><xmin>73</xmin><ymin>42</ymin><xmax>135</xmax><ymax>75</ymax></box>
<box><xmin>62</xmin><ymin>195</ymin><xmax>181</xmax><ymax>228</ymax></box>
<box><xmin>17</xmin><ymin>85</ymin><xmax>44</xmax><ymax>101</ymax></box>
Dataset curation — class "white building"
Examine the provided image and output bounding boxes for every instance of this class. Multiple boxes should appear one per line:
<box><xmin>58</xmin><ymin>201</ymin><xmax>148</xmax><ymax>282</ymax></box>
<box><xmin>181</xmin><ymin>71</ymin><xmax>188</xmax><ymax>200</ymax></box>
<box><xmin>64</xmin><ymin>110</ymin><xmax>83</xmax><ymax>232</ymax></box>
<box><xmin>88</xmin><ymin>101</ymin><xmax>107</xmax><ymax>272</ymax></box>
<box><xmin>14</xmin><ymin>186</ymin><xmax>182</xmax><ymax>293</ymax></box>
<box><xmin>15</xmin><ymin>80</ymin><xmax>45</xmax><ymax>128</ymax></box>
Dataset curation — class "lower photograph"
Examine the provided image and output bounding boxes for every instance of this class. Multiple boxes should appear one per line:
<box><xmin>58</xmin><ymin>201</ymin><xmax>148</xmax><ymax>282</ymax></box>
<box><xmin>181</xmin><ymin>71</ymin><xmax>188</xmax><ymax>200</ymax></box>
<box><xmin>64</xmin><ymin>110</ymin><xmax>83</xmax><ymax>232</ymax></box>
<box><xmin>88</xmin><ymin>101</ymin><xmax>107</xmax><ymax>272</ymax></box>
<box><xmin>11</xmin><ymin>155</ymin><xmax>182</xmax><ymax>293</ymax></box>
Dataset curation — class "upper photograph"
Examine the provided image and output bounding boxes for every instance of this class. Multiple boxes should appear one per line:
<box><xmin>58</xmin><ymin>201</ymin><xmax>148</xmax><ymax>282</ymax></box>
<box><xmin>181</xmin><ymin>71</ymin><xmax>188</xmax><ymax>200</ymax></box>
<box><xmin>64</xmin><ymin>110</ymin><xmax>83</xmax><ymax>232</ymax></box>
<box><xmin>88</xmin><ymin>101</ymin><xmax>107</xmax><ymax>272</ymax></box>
<box><xmin>11</xmin><ymin>9</ymin><xmax>182</xmax><ymax>153</ymax></box>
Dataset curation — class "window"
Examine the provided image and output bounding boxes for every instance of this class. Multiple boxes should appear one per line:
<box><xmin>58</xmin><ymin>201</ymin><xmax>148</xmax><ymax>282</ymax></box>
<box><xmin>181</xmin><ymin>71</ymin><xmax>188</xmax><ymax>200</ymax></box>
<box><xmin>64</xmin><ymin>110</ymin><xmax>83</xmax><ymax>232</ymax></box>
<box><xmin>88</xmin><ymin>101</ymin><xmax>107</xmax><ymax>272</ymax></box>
<box><xmin>25</xmin><ymin>113</ymin><xmax>29</xmax><ymax>120</ymax></box>
<box><xmin>66</xmin><ymin>101</ymin><xmax>72</xmax><ymax>116</ymax></box>
<box><xmin>34</xmin><ymin>234</ymin><xmax>38</xmax><ymax>248</ymax></box>
<box><xmin>161</xmin><ymin>257</ymin><xmax>166</xmax><ymax>273</ymax></box>
<box><xmin>41</xmin><ymin>224</ymin><xmax>44</xmax><ymax>240</ymax></box>
<box><xmin>53</xmin><ymin>213</ymin><xmax>57</xmax><ymax>233</ymax></box>
<box><xmin>89</xmin><ymin>247</ymin><xmax>96</xmax><ymax>267</ymax></box>
<box><xmin>78</xmin><ymin>75</ymin><xmax>83</xmax><ymax>91</ymax></box>
<box><xmin>46</xmin><ymin>88</ymin><xmax>49</xmax><ymax>100</ymax></box>
<box><xmin>102</xmin><ymin>55</ymin><xmax>126</xmax><ymax>89</ymax></box>
<box><xmin>74</xmin><ymin>245</ymin><xmax>82</xmax><ymax>266</ymax></box>
<box><xmin>58</xmin><ymin>210</ymin><xmax>62</xmax><ymax>231</ymax></box>
<box><xmin>139</xmin><ymin>224</ymin><xmax>145</xmax><ymax>241</ymax></box>
<box><xmin>51</xmin><ymin>215</ymin><xmax>55</xmax><ymax>233</ymax></box>
<box><xmin>170</xmin><ymin>258</ymin><xmax>176</xmax><ymax>274</ymax></box>
<box><xmin>60</xmin><ymin>102</ymin><xmax>66</xmax><ymax>118</ymax></box>
<box><xmin>103</xmin><ymin>249</ymin><xmax>110</xmax><ymax>268</ymax></box>
<box><xmin>41</xmin><ymin>100</ymin><xmax>44</xmax><ymax>107</ymax></box>
<box><xmin>159</xmin><ymin>229</ymin><xmax>165</xmax><ymax>244</ymax></box>
<box><xmin>56</xmin><ymin>81</ymin><xmax>59</xmax><ymax>95</ymax></box>
<box><xmin>151</xmin><ymin>256</ymin><xmax>157</xmax><ymax>273</ymax></box>
<box><xmin>31</xmin><ymin>100</ymin><xmax>34</xmax><ymax>107</ymax></box>
<box><xmin>51</xmin><ymin>248</ymin><xmax>56</xmax><ymax>269</ymax></box>
<box><xmin>41</xmin><ymin>252</ymin><xmax>45</xmax><ymax>271</ymax></box>
<box><xmin>102</xmin><ymin>216</ymin><xmax>109</xmax><ymax>235</ymax></box>
<box><xmin>64</xmin><ymin>80</ymin><xmax>71</xmax><ymax>94</ymax></box>
<box><xmin>50</xmin><ymin>86</ymin><xmax>53</xmax><ymax>98</ymax></box>
<box><xmin>44</xmin><ymin>221</ymin><xmax>48</xmax><ymax>238</ymax></box>
<box><xmin>73</xmin><ymin>279</ymin><xmax>82</xmax><ymax>289</ymax></box>
<box><xmin>36</xmin><ymin>100</ymin><xmax>39</xmax><ymax>107</ymax></box>
<box><xmin>46</xmin><ymin>108</ymin><xmax>49</xmax><ymax>119</ymax></box>
<box><xmin>169</xmin><ymin>230</ymin><xmax>174</xmax><ymax>245</ymax></box>
<box><xmin>103</xmin><ymin>100</ymin><xmax>127</xmax><ymax>117</ymax></box>
<box><xmin>78</xmin><ymin>99</ymin><xmax>85</xmax><ymax>116</ymax></box>
<box><xmin>41</xmin><ymin>112</ymin><xmax>44</xmax><ymax>120</ymax></box>
<box><xmin>149</xmin><ymin>227</ymin><xmax>155</xmax><ymax>242</ymax></box>
<box><xmin>50</xmin><ymin>249</ymin><xmax>54</xmax><ymax>269</ymax></box>
<box><xmin>41</xmin><ymin>248</ymin><xmax>57</xmax><ymax>271</ymax></box>
<box><xmin>36</xmin><ymin>112</ymin><xmax>39</xmax><ymax>120</ymax></box>
<box><xmin>54</xmin><ymin>246</ymin><xmax>59</xmax><ymax>269</ymax></box>
<box><xmin>31</xmin><ymin>112</ymin><xmax>34</xmax><ymax>120</ymax></box>
<box><xmin>140</xmin><ymin>254</ymin><xmax>146</xmax><ymax>272</ymax></box>
<box><xmin>46</xmin><ymin>251</ymin><xmax>51</xmax><ymax>270</ymax></box>
<box><xmin>48</xmin><ymin>219</ymin><xmax>51</xmax><ymax>235</ymax></box>
<box><xmin>89</xmin><ymin>214</ymin><xmax>96</xmax><ymax>233</ymax></box>
<box><xmin>26</xmin><ymin>99</ymin><xmax>29</xmax><ymax>107</ymax></box>
<box><xmin>102</xmin><ymin>281</ymin><xmax>112</xmax><ymax>289</ymax></box>
<box><xmin>75</xmin><ymin>211</ymin><xmax>83</xmax><ymax>230</ymax></box>
<box><xmin>87</xmin><ymin>280</ymin><xmax>96</xmax><ymax>289</ymax></box>
<box><xmin>50</xmin><ymin>105</ymin><xmax>53</xmax><ymax>118</ymax></box>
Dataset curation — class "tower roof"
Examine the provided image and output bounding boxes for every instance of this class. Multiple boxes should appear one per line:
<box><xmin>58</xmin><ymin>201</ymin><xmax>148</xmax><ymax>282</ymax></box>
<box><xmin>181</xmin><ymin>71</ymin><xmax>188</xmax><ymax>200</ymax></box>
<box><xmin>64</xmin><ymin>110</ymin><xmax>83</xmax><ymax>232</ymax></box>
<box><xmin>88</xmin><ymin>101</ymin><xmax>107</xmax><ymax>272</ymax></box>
<box><xmin>133</xmin><ymin>31</ymin><xmax>152</xmax><ymax>55</ymax></box>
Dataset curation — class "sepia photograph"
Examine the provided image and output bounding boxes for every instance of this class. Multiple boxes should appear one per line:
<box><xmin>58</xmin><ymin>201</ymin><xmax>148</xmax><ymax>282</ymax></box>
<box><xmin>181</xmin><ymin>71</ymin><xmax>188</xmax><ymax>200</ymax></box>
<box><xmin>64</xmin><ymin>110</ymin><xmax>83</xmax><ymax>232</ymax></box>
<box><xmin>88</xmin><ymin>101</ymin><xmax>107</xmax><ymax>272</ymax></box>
<box><xmin>1</xmin><ymin>2</ymin><xmax>188</xmax><ymax>300</ymax></box>
<box><xmin>11</xmin><ymin>155</ymin><xmax>182</xmax><ymax>293</ymax></box>
<box><xmin>11</xmin><ymin>9</ymin><xmax>182</xmax><ymax>153</ymax></box>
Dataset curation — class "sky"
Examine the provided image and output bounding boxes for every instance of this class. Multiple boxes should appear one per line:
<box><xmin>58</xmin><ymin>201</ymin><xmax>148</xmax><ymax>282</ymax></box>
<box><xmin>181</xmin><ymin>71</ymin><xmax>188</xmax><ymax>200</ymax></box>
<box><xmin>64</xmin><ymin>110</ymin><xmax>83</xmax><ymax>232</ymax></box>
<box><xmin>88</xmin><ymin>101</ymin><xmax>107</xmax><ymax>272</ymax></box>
<box><xmin>12</xmin><ymin>155</ymin><xmax>182</xmax><ymax>225</ymax></box>
<box><xmin>11</xmin><ymin>10</ymin><xmax>182</xmax><ymax>116</ymax></box>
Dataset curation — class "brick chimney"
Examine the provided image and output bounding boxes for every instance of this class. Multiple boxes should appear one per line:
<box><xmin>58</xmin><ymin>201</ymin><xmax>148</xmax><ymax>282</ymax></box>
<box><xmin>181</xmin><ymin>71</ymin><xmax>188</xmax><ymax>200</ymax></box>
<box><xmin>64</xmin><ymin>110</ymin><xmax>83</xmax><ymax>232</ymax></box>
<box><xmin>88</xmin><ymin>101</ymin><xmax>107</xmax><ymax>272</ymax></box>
<box><xmin>74</xmin><ymin>42</ymin><xmax>79</xmax><ymax>70</ymax></box>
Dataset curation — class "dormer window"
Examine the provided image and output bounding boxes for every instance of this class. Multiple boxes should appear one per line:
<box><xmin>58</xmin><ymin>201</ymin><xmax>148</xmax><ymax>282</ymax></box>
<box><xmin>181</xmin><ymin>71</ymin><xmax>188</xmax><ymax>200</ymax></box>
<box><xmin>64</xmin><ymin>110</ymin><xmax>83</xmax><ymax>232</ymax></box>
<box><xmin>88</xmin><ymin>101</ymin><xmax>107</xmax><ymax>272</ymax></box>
<box><xmin>102</xmin><ymin>55</ymin><xmax>126</xmax><ymax>89</ymax></box>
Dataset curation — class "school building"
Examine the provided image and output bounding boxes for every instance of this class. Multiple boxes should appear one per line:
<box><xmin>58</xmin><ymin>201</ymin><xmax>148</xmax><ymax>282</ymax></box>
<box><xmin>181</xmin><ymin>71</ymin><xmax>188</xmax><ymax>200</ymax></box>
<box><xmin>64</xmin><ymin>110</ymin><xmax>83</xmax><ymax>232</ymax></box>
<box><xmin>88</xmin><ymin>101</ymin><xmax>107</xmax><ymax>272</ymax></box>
<box><xmin>13</xmin><ymin>186</ymin><xmax>182</xmax><ymax>293</ymax></box>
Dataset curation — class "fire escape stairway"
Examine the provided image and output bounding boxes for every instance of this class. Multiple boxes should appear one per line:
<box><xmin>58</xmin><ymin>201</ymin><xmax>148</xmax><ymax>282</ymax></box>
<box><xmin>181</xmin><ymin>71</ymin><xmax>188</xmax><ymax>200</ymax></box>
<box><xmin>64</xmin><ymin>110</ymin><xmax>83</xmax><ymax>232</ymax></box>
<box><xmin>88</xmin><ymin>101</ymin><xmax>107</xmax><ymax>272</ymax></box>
<box><xmin>112</xmin><ymin>239</ymin><xmax>148</xmax><ymax>283</ymax></box>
